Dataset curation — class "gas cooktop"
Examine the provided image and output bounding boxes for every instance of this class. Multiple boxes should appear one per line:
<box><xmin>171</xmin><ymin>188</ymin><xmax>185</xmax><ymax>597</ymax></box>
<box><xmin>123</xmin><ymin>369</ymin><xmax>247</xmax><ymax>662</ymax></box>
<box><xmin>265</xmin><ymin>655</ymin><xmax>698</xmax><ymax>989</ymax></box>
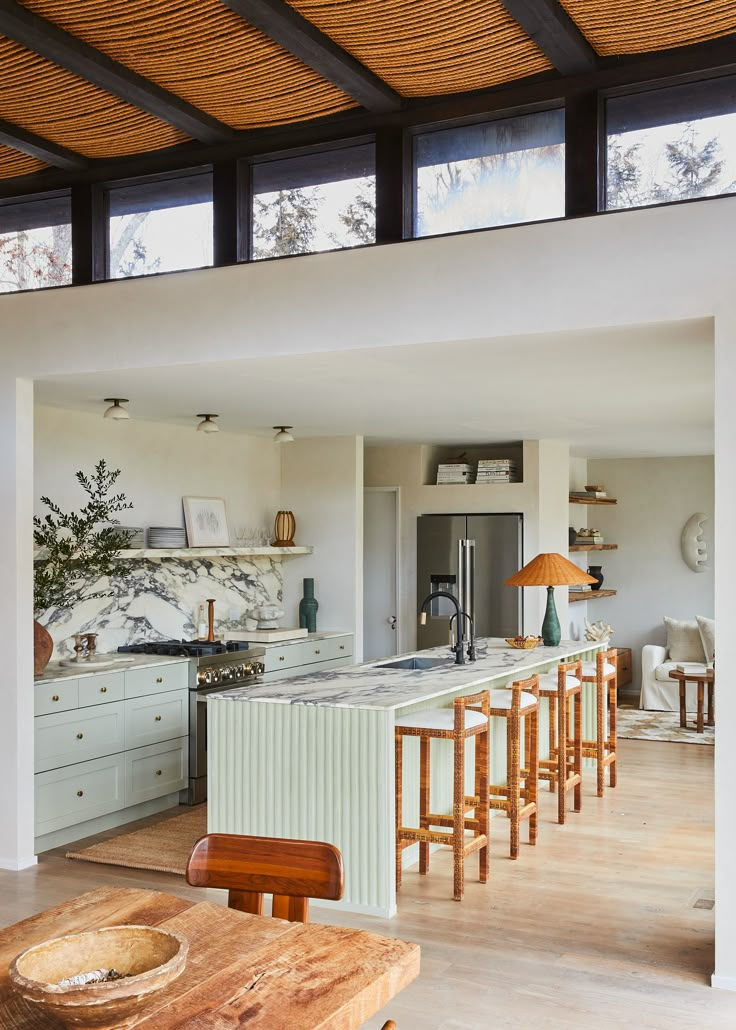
<box><xmin>118</xmin><ymin>639</ymin><xmax>251</xmax><ymax>658</ymax></box>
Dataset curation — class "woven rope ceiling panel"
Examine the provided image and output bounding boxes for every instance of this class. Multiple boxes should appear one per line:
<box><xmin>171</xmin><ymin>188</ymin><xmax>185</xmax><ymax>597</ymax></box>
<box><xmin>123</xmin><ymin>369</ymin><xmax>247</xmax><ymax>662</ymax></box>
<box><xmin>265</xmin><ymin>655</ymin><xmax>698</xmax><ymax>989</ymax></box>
<box><xmin>0</xmin><ymin>145</ymin><xmax>46</xmax><ymax>180</ymax></box>
<box><xmin>0</xmin><ymin>36</ymin><xmax>185</xmax><ymax>159</ymax></box>
<box><xmin>287</xmin><ymin>0</ymin><xmax>551</xmax><ymax>95</ymax></box>
<box><xmin>22</xmin><ymin>0</ymin><xmax>355</xmax><ymax>129</ymax></box>
<box><xmin>561</xmin><ymin>0</ymin><xmax>736</xmax><ymax>56</ymax></box>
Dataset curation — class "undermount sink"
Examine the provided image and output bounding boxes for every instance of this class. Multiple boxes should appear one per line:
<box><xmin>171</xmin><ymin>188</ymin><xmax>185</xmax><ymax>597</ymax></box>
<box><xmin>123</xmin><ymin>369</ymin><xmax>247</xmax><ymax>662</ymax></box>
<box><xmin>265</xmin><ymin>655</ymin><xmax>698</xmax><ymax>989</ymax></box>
<box><xmin>376</xmin><ymin>656</ymin><xmax>451</xmax><ymax>671</ymax></box>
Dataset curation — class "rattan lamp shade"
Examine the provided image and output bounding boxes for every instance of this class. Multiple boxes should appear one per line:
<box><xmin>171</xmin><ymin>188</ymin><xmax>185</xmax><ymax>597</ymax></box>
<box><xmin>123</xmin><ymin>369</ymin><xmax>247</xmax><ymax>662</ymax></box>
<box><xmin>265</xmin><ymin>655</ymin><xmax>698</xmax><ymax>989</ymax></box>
<box><xmin>505</xmin><ymin>553</ymin><xmax>596</xmax><ymax>647</ymax></box>
<box><xmin>504</xmin><ymin>553</ymin><xmax>596</xmax><ymax>587</ymax></box>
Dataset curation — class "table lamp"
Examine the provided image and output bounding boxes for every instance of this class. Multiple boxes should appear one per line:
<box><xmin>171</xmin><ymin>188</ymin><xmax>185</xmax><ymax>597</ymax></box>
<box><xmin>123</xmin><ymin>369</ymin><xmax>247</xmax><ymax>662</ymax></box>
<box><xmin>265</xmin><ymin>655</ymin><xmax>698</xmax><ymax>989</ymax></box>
<box><xmin>504</xmin><ymin>552</ymin><xmax>597</xmax><ymax>646</ymax></box>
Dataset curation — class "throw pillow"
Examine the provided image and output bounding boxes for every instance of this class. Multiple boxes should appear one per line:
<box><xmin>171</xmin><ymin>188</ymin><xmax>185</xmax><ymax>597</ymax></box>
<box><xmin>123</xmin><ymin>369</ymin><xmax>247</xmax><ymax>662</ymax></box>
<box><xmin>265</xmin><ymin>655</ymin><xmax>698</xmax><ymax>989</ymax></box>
<box><xmin>696</xmin><ymin>614</ymin><xmax>715</xmax><ymax>663</ymax></box>
<box><xmin>664</xmin><ymin>616</ymin><xmax>706</xmax><ymax>663</ymax></box>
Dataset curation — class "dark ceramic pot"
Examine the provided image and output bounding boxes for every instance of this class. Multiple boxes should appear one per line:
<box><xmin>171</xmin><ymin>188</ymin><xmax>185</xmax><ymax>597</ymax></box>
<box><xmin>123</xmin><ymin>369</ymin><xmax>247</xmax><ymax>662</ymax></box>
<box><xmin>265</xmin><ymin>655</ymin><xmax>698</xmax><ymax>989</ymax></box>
<box><xmin>587</xmin><ymin>565</ymin><xmax>604</xmax><ymax>591</ymax></box>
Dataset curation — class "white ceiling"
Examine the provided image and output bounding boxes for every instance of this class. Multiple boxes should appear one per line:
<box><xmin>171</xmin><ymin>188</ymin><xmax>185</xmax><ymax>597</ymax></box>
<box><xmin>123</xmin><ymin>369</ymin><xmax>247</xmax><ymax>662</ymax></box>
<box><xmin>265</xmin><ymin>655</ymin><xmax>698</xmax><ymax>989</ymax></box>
<box><xmin>34</xmin><ymin>318</ymin><xmax>714</xmax><ymax>458</ymax></box>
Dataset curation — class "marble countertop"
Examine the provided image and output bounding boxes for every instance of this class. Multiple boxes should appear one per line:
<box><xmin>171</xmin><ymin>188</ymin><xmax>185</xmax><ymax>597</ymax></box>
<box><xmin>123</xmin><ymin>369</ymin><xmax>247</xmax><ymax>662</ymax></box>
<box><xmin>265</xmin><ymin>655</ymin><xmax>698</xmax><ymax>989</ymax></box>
<box><xmin>37</xmin><ymin>653</ymin><xmax>190</xmax><ymax>684</ymax></box>
<box><xmin>244</xmin><ymin>631</ymin><xmax>353</xmax><ymax>650</ymax></box>
<box><xmin>208</xmin><ymin>638</ymin><xmax>600</xmax><ymax>712</ymax></box>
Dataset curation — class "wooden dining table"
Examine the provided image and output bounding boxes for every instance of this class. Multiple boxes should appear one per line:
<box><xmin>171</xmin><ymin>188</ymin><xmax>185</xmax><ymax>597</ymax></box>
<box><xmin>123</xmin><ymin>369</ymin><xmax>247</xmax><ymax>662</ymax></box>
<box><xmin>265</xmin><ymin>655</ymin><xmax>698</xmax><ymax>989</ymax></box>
<box><xmin>0</xmin><ymin>886</ymin><xmax>420</xmax><ymax>1028</ymax></box>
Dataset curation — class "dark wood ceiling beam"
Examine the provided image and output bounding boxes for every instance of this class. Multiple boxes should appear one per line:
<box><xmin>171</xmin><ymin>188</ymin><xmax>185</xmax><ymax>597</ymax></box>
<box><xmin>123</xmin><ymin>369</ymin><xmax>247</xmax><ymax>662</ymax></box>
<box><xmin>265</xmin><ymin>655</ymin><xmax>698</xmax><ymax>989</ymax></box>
<box><xmin>221</xmin><ymin>0</ymin><xmax>402</xmax><ymax>113</ymax></box>
<box><xmin>499</xmin><ymin>0</ymin><xmax>598</xmax><ymax>75</ymax></box>
<box><xmin>0</xmin><ymin>0</ymin><xmax>235</xmax><ymax>144</ymax></box>
<box><xmin>0</xmin><ymin>118</ymin><xmax>88</xmax><ymax>170</ymax></box>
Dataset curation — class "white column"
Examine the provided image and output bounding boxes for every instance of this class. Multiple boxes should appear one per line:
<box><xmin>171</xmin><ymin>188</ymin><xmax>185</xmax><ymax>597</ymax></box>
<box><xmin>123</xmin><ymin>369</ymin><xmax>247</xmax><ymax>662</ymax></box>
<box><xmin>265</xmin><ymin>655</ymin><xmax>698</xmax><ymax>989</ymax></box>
<box><xmin>0</xmin><ymin>378</ymin><xmax>35</xmax><ymax>869</ymax></box>
<box><xmin>713</xmin><ymin>312</ymin><xmax>736</xmax><ymax>988</ymax></box>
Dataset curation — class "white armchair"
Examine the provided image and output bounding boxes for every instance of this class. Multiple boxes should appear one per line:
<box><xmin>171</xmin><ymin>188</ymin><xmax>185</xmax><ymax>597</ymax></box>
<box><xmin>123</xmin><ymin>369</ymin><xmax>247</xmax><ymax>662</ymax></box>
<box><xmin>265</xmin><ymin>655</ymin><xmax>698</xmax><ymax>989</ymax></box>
<box><xmin>640</xmin><ymin>645</ymin><xmax>701</xmax><ymax>711</ymax></box>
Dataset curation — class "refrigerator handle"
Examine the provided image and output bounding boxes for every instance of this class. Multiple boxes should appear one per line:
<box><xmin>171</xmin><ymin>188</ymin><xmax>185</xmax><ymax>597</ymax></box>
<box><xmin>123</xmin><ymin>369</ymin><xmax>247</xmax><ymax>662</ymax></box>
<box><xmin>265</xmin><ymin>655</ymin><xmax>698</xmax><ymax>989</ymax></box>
<box><xmin>458</xmin><ymin>539</ymin><xmax>475</xmax><ymax>624</ymax></box>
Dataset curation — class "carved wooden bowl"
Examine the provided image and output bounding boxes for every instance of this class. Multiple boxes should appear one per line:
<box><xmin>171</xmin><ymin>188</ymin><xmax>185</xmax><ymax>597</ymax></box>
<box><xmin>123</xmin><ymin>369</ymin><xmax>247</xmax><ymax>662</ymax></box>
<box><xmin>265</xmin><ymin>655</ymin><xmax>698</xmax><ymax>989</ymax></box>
<box><xmin>505</xmin><ymin>636</ymin><xmax>543</xmax><ymax>649</ymax></box>
<box><xmin>8</xmin><ymin>924</ymin><xmax>188</xmax><ymax>1029</ymax></box>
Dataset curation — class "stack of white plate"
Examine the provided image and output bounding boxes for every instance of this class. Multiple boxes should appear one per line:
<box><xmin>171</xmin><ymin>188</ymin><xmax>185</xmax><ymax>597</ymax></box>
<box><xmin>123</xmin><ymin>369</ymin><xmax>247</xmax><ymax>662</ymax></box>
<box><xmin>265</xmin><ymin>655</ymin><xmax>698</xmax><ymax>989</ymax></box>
<box><xmin>117</xmin><ymin>527</ymin><xmax>145</xmax><ymax>548</ymax></box>
<box><xmin>147</xmin><ymin>527</ymin><xmax>187</xmax><ymax>548</ymax></box>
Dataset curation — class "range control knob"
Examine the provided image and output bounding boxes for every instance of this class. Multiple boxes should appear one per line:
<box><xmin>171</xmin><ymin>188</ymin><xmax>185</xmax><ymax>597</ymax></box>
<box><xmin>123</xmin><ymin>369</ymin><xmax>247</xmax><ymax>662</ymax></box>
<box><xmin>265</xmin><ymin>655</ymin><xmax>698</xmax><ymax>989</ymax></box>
<box><xmin>197</xmin><ymin>670</ymin><xmax>208</xmax><ymax>686</ymax></box>
<box><xmin>211</xmin><ymin>669</ymin><xmax>221</xmax><ymax>685</ymax></box>
<box><xmin>235</xmin><ymin>665</ymin><xmax>245</xmax><ymax>679</ymax></box>
<box><xmin>252</xmin><ymin>661</ymin><xmax>265</xmax><ymax>675</ymax></box>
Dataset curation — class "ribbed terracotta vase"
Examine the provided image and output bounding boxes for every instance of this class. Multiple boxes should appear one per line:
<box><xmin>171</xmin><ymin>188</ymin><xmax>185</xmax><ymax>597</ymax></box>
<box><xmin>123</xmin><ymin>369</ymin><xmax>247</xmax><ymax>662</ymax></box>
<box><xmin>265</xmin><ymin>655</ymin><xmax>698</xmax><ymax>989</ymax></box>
<box><xmin>273</xmin><ymin>510</ymin><xmax>296</xmax><ymax>547</ymax></box>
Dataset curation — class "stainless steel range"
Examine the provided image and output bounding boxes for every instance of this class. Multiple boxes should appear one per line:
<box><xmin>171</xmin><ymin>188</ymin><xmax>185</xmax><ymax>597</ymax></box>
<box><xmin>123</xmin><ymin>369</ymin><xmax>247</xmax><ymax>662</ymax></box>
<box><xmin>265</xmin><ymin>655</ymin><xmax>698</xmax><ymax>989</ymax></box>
<box><xmin>118</xmin><ymin>640</ymin><xmax>265</xmax><ymax>805</ymax></box>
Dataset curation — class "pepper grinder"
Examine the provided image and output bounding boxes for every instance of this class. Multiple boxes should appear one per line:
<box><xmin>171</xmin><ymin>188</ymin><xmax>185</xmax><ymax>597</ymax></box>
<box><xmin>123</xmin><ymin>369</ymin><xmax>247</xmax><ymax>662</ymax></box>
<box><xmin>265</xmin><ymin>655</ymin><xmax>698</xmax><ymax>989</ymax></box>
<box><xmin>206</xmin><ymin>599</ymin><xmax>216</xmax><ymax>642</ymax></box>
<box><xmin>85</xmin><ymin>633</ymin><xmax>98</xmax><ymax>659</ymax></box>
<box><xmin>73</xmin><ymin>634</ymin><xmax>86</xmax><ymax>662</ymax></box>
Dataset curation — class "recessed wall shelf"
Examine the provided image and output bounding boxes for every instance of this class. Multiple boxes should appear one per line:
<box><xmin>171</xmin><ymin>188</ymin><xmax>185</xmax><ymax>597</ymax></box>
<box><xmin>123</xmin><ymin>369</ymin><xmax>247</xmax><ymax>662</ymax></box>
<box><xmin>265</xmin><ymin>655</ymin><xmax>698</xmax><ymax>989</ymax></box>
<box><xmin>569</xmin><ymin>496</ymin><xmax>617</xmax><ymax>505</ymax></box>
<box><xmin>569</xmin><ymin>589</ymin><xmax>617</xmax><ymax>603</ymax></box>
<box><xmin>118</xmin><ymin>546</ymin><xmax>313</xmax><ymax>560</ymax></box>
<box><xmin>569</xmin><ymin>544</ymin><xmax>618</xmax><ymax>552</ymax></box>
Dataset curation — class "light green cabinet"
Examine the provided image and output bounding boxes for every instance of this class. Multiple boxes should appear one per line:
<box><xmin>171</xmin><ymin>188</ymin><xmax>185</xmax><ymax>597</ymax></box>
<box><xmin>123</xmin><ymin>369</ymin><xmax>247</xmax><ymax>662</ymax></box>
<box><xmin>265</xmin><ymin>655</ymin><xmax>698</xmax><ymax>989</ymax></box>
<box><xmin>124</xmin><ymin>737</ymin><xmax>188</xmax><ymax>807</ymax></box>
<box><xmin>124</xmin><ymin>690</ymin><xmax>188</xmax><ymax>750</ymax></box>
<box><xmin>35</xmin><ymin>702</ymin><xmax>125</xmax><ymax>774</ymax></box>
<box><xmin>35</xmin><ymin>753</ymin><xmax>125</xmax><ymax>835</ymax></box>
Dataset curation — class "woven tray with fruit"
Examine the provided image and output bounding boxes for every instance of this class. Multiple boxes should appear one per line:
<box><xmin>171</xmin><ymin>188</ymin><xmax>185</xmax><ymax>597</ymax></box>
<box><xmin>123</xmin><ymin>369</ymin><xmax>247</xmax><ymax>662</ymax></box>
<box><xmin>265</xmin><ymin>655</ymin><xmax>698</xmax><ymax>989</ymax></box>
<box><xmin>505</xmin><ymin>635</ymin><xmax>543</xmax><ymax>649</ymax></box>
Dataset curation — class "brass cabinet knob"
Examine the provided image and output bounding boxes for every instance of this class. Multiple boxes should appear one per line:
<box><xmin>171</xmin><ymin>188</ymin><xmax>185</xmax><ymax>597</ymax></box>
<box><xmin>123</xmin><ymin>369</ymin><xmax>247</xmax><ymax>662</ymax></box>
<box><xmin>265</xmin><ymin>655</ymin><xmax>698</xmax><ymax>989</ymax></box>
<box><xmin>100</xmin><ymin>686</ymin><xmax>107</xmax><ymax>693</ymax></box>
<box><xmin>77</xmin><ymin>790</ymin><xmax>84</xmax><ymax>797</ymax></box>
<box><xmin>315</xmin><ymin>649</ymin><xmax>321</xmax><ymax>655</ymax></box>
<box><xmin>76</xmin><ymin>732</ymin><xmax>84</xmax><ymax>739</ymax></box>
<box><xmin>156</xmin><ymin>769</ymin><xmax>162</xmax><ymax>776</ymax></box>
<box><xmin>339</xmin><ymin>645</ymin><xmax>345</xmax><ymax>651</ymax></box>
<box><xmin>155</xmin><ymin>715</ymin><xmax>162</xmax><ymax>721</ymax></box>
<box><xmin>52</xmin><ymin>694</ymin><xmax>59</xmax><ymax>702</ymax></box>
<box><xmin>279</xmin><ymin>656</ymin><xmax>285</xmax><ymax>662</ymax></box>
<box><xmin>156</xmin><ymin>676</ymin><xmax>163</xmax><ymax>683</ymax></box>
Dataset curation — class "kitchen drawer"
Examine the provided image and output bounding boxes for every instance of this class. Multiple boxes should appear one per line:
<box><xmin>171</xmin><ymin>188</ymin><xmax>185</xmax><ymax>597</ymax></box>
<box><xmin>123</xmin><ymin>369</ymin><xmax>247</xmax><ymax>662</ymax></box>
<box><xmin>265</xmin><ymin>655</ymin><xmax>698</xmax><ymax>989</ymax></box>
<box><xmin>124</xmin><ymin>690</ymin><xmax>188</xmax><ymax>750</ymax></box>
<box><xmin>262</xmin><ymin>656</ymin><xmax>354</xmax><ymax>682</ymax></box>
<box><xmin>262</xmin><ymin>642</ymin><xmax>306</xmax><ymax>673</ymax></box>
<box><xmin>35</xmin><ymin>702</ymin><xmax>125</xmax><ymax>774</ymax></box>
<box><xmin>124</xmin><ymin>662</ymin><xmax>189</xmax><ymax>699</ymax></box>
<box><xmin>35</xmin><ymin>753</ymin><xmax>125</xmax><ymax>835</ymax></box>
<box><xmin>35</xmin><ymin>679</ymin><xmax>78</xmax><ymax>717</ymax></box>
<box><xmin>78</xmin><ymin>672</ymin><xmax>124</xmax><ymax>708</ymax></box>
<box><xmin>125</xmin><ymin>737</ymin><xmax>188</xmax><ymax>807</ymax></box>
<box><xmin>303</xmin><ymin>635</ymin><xmax>353</xmax><ymax>664</ymax></box>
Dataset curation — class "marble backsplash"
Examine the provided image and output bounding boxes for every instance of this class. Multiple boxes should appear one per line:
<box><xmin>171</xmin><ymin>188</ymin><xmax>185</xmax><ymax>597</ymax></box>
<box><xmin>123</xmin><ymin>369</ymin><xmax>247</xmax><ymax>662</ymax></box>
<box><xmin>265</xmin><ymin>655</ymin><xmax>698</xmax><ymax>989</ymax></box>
<box><xmin>38</xmin><ymin>556</ymin><xmax>284</xmax><ymax>657</ymax></box>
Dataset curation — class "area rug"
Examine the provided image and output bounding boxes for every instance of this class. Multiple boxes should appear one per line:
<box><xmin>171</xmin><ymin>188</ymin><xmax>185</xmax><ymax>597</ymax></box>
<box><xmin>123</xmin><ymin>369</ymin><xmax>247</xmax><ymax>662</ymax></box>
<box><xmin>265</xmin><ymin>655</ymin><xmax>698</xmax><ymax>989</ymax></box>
<box><xmin>66</xmin><ymin>805</ymin><xmax>207</xmax><ymax>874</ymax></box>
<box><xmin>617</xmin><ymin>706</ymin><xmax>714</xmax><ymax>746</ymax></box>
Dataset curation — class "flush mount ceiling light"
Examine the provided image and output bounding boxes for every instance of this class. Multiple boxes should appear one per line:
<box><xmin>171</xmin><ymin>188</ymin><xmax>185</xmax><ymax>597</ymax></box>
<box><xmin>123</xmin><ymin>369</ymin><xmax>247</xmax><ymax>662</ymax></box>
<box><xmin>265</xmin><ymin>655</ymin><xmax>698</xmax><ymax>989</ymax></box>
<box><xmin>196</xmin><ymin>413</ymin><xmax>219</xmax><ymax>433</ymax></box>
<box><xmin>102</xmin><ymin>398</ymin><xmax>130</xmax><ymax>420</ymax></box>
<box><xmin>273</xmin><ymin>426</ymin><xmax>294</xmax><ymax>443</ymax></box>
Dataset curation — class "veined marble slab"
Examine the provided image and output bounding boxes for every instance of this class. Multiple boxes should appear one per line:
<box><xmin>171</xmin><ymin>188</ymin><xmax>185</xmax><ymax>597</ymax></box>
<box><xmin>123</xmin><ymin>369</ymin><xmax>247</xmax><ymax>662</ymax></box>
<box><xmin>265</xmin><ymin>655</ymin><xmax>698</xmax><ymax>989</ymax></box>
<box><xmin>208</xmin><ymin>638</ymin><xmax>599</xmax><ymax>711</ymax></box>
<box><xmin>38</xmin><ymin>654</ymin><xmax>190</xmax><ymax>684</ymax></box>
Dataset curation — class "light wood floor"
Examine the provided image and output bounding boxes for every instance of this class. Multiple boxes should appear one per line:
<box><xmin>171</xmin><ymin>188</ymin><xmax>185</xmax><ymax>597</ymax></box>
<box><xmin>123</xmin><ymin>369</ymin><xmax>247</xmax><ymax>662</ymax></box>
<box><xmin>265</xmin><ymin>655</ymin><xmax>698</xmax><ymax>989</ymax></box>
<box><xmin>2</xmin><ymin>739</ymin><xmax>734</xmax><ymax>1029</ymax></box>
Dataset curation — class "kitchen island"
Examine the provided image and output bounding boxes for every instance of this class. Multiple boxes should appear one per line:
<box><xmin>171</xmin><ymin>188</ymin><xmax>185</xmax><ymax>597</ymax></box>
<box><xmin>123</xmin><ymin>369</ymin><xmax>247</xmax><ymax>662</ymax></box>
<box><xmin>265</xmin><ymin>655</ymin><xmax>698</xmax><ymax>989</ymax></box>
<box><xmin>208</xmin><ymin>638</ymin><xmax>602</xmax><ymax>916</ymax></box>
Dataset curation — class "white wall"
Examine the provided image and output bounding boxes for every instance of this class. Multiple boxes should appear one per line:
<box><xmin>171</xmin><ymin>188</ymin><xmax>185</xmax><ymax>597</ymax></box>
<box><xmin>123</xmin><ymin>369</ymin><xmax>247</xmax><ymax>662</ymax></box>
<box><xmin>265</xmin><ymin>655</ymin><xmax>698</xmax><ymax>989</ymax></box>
<box><xmin>35</xmin><ymin>404</ymin><xmax>281</xmax><ymax>531</ymax></box>
<box><xmin>364</xmin><ymin>439</ymin><xmax>570</xmax><ymax>649</ymax></box>
<box><xmin>280</xmin><ymin>437</ymin><xmax>364</xmax><ymax>658</ymax></box>
<box><xmin>584</xmin><ymin>456</ymin><xmax>715</xmax><ymax>689</ymax></box>
<box><xmin>1</xmin><ymin>196</ymin><xmax>735</xmax><ymax>983</ymax></box>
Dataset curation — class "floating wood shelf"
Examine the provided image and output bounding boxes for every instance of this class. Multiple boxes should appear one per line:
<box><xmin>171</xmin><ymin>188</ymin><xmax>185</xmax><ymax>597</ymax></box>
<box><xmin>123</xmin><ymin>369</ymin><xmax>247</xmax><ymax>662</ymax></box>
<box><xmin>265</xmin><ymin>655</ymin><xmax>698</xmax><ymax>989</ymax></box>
<box><xmin>569</xmin><ymin>544</ymin><xmax>618</xmax><ymax>551</ymax></box>
<box><xmin>569</xmin><ymin>589</ymin><xmax>617</xmax><ymax>603</ymax></box>
<box><xmin>569</xmin><ymin>496</ymin><xmax>617</xmax><ymax>505</ymax></box>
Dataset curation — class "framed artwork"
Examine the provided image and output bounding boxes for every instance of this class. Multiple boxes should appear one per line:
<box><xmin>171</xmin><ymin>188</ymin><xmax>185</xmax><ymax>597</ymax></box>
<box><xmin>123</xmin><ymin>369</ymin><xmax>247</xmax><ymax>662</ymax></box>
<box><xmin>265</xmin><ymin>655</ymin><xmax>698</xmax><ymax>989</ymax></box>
<box><xmin>183</xmin><ymin>496</ymin><xmax>230</xmax><ymax>547</ymax></box>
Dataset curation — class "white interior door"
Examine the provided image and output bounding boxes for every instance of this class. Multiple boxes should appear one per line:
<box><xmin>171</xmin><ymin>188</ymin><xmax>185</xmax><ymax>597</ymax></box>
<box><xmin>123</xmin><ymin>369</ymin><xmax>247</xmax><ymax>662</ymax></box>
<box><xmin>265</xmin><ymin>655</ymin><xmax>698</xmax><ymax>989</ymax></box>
<box><xmin>363</xmin><ymin>488</ymin><xmax>399</xmax><ymax>661</ymax></box>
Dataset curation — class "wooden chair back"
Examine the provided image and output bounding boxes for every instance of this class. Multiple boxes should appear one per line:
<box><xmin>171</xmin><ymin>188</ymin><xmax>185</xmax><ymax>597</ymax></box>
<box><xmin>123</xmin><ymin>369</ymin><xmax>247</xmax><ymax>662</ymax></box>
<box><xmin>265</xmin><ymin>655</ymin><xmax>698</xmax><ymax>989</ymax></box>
<box><xmin>186</xmin><ymin>832</ymin><xmax>344</xmax><ymax>923</ymax></box>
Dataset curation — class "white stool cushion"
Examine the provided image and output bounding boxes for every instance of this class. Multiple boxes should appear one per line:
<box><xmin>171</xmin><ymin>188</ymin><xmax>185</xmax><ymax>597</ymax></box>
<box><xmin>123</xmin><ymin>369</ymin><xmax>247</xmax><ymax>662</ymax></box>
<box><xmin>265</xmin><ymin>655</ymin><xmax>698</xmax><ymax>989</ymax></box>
<box><xmin>581</xmin><ymin>661</ymin><xmax>616</xmax><ymax>678</ymax></box>
<box><xmin>395</xmin><ymin>708</ymin><xmax>488</xmax><ymax>732</ymax></box>
<box><xmin>489</xmin><ymin>688</ymin><xmax>537</xmax><ymax>710</ymax></box>
<box><xmin>538</xmin><ymin>672</ymin><xmax>581</xmax><ymax>692</ymax></box>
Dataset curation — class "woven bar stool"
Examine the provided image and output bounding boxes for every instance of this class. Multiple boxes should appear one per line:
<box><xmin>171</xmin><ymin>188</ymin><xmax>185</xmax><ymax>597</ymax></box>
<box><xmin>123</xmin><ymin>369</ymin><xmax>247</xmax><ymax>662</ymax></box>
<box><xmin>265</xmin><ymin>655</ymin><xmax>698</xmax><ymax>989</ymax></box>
<box><xmin>537</xmin><ymin>659</ymin><xmax>583</xmax><ymax>824</ymax></box>
<box><xmin>488</xmin><ymin>675</ymin><xmax>539</xmax><ymax>859</ymax></box>
<box><xmin>395</xmin><ymin>690</ymin><xmax>490</xmax><ymax>901</ymax></box>
<box><xmin>580</xmin><ymin>648</ymin><xmax>618</xmax><ymax>796</ymax></box>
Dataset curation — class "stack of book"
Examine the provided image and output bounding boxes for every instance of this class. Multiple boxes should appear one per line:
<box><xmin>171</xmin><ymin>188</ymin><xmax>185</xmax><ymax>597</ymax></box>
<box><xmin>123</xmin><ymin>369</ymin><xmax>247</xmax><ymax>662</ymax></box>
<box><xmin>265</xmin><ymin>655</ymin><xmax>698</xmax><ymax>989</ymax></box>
<box><xmin>575</xmin><ymin>529</ymin><xmax>603</xmax><ymax>545</ymax></box>
<box><xmin>476</xmin><ymin>458</ymin><xmax>519</xmax><ymax>483</ymax></box>
<box><xmin>569</xmin><ymin>584</ymin><xmax>594</xmax><ymax>593</ymax></box>
<box><xmin>436</xmin><ymin>462</ymin><xmax>475</xmax><ymax>484</ymax></box>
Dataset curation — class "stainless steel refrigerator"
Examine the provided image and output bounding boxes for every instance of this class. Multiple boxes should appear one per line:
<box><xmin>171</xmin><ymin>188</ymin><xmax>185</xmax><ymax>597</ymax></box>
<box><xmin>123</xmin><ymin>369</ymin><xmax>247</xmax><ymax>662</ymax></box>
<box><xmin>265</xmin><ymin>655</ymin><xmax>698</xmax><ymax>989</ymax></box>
<box><xmin>416</xmin><ymin>514</ymin><xmax>523</xmax><ymax>649</ymax></box>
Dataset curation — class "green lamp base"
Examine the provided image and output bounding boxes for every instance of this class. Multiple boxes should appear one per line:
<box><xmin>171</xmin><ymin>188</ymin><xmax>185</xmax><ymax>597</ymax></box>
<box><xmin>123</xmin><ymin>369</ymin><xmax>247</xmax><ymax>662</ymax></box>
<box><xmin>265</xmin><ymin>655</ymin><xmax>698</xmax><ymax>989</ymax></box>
<box><xmin>541</xmin><ymin>585</ymin><xmax>561</xmax><ymax>646</ymax></box>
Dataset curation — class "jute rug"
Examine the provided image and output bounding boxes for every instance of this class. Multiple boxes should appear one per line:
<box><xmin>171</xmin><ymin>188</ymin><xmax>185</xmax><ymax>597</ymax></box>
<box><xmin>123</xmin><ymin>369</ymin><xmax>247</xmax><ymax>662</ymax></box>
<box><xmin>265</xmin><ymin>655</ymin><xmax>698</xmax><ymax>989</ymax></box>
<box><xmin>617</xmin><ymin>706</ymin><xmax>714</xmax><ymax>746</ymax></box>
<box><xmin>66</xmin><ymin>805</ymin><xmax>207</xmax><ymax>875</ymax></box>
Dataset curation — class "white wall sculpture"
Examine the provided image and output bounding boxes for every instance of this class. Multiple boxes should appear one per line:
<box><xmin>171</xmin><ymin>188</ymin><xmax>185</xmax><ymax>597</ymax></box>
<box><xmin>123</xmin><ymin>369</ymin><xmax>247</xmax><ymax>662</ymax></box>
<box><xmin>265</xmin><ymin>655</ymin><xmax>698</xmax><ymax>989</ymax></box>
<box><xmin>681</xmin><ymin>512</ymin><xmax>709</xmax><ymax>572</ymax></box>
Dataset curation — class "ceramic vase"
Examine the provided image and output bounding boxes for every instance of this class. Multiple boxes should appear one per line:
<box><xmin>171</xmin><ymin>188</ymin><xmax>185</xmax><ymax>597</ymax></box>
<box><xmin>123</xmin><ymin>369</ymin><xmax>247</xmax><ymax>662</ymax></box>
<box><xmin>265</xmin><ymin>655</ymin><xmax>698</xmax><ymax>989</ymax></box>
<box><xmin>587</xmin><ymin>565</ymin><xmax>604</xmax><ymax>591</ymax></box>
<box><xmin>299</xmin><ymin>578</ymin><xmax>319</xmax><ymax>633</ymax></box>
<box><xmin>273</xmin><ymin>510</ymin><xmax>296</xmax><ymax>547</ymax></box>
<box><xmin>34</xmin><ymin>620</ymin><xmax>53</xmax><ymax>677</ymax></box>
